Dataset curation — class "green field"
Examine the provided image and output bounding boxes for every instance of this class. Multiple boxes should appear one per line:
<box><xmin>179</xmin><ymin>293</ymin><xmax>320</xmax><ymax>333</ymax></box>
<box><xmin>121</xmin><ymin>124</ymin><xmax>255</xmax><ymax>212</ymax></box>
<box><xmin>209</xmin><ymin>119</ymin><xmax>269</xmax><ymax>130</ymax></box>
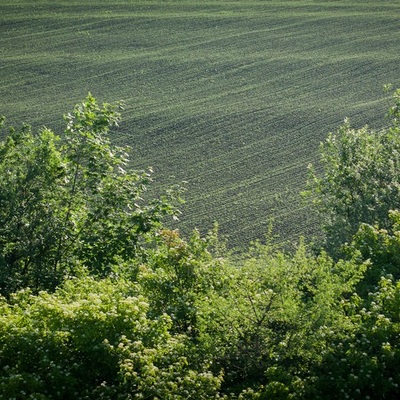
<box><xmin>1</xmin><ymin>0</ymin><xmax>400</xmax><ymax>247</ymax></box>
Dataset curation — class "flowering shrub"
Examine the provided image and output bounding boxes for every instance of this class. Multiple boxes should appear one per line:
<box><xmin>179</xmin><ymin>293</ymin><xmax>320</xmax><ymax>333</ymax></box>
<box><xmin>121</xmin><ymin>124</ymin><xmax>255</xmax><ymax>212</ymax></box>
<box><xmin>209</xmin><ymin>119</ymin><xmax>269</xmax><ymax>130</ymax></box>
<box><xmin>0</xmin><ymin>276</ymin><xmax>222</xmax><ymax>399</ymax></box>
<box><xmin>309</xmin><ymin>276</ymin><xmax>400</xmax><ymax>400</ymax></box>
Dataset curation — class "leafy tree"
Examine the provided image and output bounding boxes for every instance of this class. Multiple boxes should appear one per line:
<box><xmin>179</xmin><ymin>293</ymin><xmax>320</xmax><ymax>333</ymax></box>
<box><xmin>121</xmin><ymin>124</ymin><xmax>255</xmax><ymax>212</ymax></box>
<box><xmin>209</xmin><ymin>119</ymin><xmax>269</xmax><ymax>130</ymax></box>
<box><xmin>304</xmin><ymin>89</ymin><xmax>400</xmax><ymax>256</ymax></box>
<box><xmin>0</xmin><ymin>94</ymin><xmax>182</xmax><ymax>297</ymax></box>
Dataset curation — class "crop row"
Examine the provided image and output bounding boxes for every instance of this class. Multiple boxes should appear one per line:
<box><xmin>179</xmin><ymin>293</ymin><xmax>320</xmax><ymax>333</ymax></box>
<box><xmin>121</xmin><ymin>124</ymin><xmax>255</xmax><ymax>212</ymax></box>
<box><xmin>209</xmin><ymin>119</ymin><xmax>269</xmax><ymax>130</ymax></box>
<box><xmin>1</xmin><ymin>1</ymin><xmax>400</xmax><ymax>246</ymax></box>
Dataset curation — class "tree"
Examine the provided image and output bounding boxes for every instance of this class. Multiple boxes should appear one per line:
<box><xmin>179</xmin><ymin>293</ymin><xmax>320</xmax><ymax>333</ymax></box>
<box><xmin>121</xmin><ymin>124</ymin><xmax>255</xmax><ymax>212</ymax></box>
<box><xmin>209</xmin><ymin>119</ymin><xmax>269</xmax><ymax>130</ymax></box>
<box><xmin>304</xmin><ymin>89</ymin><xmax>400</xmax><ymax>256</ymax></box>
<box><xmin>0</xmin><ymin>94</ymin><xmax>182</xmax><ymax>297</ymax></box>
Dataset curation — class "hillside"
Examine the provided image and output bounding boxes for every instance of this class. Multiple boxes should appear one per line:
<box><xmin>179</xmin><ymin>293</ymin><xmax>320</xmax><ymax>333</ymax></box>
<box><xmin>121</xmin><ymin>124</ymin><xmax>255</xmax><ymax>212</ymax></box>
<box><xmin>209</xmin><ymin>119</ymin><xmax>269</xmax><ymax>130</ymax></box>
<box><xmin>1</xmin><ymin>0</ymin><xmax>400</xmax><ymax>246</ymax></box>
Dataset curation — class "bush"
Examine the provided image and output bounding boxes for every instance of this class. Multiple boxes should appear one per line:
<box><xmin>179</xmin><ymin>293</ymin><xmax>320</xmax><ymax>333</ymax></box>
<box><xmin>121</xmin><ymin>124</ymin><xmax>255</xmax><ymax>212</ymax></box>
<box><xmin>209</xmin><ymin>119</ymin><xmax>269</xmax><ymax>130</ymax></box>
<box><xmin>312</xmin><ymin>276</ymin><xmax>400</xmax><ymax>400</ymax></box>
<box><xmin>0</xmin><ymin>276</ymin><xmax>222</xmax><ymax>399</ymax></box>
<box><xmin>195</xmin><ymin>240</ymin><xmax>366</xmax><ymax>397</ymax></box>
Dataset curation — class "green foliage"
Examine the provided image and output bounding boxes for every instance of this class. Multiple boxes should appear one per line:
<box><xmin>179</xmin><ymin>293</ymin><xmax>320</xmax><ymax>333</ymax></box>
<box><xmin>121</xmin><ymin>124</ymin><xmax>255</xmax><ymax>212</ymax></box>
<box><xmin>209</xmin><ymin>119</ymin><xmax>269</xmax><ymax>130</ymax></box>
<box><xmin>311</xmin><ymin>276</ymin><xmax>400</xmax><ymax>400</ymax></box>
<box><xmin>0</xmin><ymin>126</ymin><xmax>66</xmax><ymax>294</ymax></box>
<box><xmin>0</xmin><ymin>276</ymin><xmax>222</xmax><ymax>399</ymax></box>
<box><xmin>0</xmin><ymin>94</ymin><xmax>182</xmax><ymax>297</ymax></box>
<box><xmin>195</xmin><ymin>240</ymin><xmax>366</xmax><ymax>397</ymax></box>
<box><xmin>305</xmin><ymin>89</ymin><xmax>400</xmax><ymax>256</ymax></box>
<box><xmin>344</xmin><ymin>210</ymin><xmax>400</xmax><ymax>296</ymax></box>
<box><xmin>138</xmin><ymin>225</ymin><xmax>232</xmax><ymax>344</ymax></box>
<box><xmin>3</xmin><ymin>89</ymin><xmax>400</xmax><ymax>399</ymax></box>
<box><xmin>139</xmin><ymin>228</ymin><xmax>209</xmax><ymax>336</ymax></box>
<box><xmin>388</xmin><ymin>88</ymin><xmax>400</xmax><ymax>126</ymax></box>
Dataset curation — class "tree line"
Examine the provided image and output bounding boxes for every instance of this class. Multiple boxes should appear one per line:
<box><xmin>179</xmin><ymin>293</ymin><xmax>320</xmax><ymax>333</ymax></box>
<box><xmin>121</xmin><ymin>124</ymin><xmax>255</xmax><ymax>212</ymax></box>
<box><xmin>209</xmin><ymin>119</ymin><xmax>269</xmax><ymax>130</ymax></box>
<box><xmin>0</xmin><ymin>89</ymin><xmax>400</xmax><ymax>399</ymax></box>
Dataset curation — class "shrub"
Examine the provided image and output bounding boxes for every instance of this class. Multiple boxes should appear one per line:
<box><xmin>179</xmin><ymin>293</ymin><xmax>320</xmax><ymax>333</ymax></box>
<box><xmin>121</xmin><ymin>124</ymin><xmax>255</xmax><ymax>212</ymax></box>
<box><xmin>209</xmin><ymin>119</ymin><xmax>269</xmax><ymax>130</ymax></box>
<box><xmin>0</xmin><ymin>276</ymin><xmax>222</xmax><ymax>399</ymax></box>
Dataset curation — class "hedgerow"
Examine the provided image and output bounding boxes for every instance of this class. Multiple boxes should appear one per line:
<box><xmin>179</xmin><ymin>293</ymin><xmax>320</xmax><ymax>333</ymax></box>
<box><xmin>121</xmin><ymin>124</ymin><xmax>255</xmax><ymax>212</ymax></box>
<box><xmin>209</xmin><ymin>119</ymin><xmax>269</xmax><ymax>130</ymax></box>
<box><xmin>1</xmin><ymin>91</ymin><xmax>400</xmax><ymax>399</ymax></box>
